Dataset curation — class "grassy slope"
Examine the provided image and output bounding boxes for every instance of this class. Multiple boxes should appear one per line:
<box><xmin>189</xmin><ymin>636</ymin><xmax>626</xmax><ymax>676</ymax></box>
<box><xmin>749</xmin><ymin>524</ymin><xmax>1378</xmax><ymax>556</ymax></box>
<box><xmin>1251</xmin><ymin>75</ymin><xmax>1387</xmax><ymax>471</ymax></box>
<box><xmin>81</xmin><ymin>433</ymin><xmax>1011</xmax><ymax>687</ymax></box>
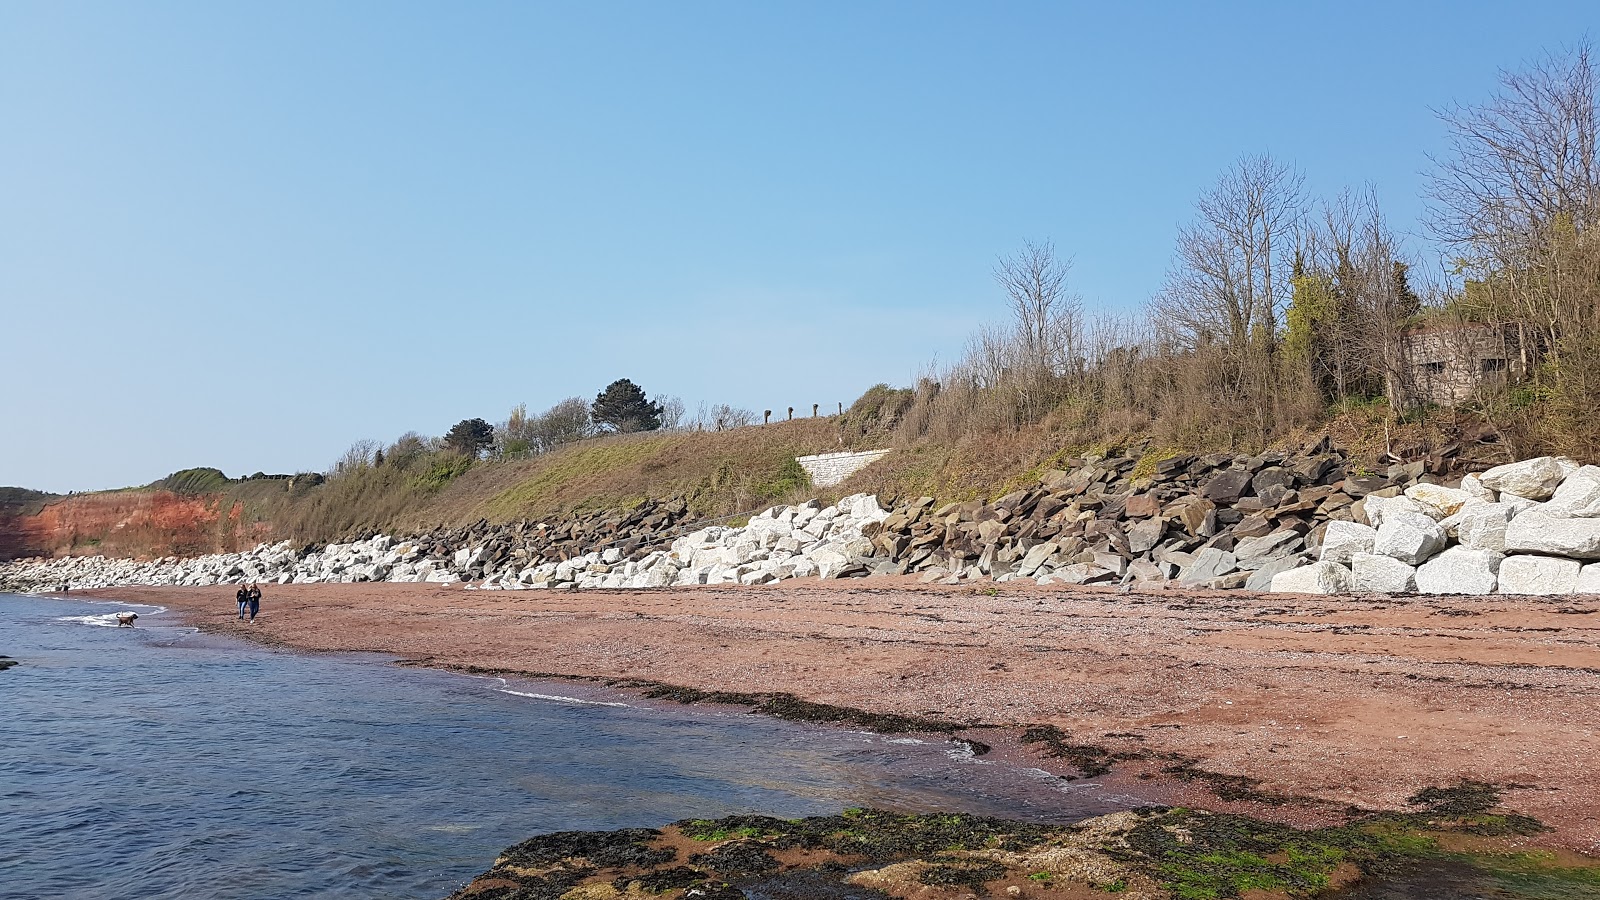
<box><xmin>395</xmin><ymin>418</ymin><xmax>856</xmax><ymax>529</ymax></box>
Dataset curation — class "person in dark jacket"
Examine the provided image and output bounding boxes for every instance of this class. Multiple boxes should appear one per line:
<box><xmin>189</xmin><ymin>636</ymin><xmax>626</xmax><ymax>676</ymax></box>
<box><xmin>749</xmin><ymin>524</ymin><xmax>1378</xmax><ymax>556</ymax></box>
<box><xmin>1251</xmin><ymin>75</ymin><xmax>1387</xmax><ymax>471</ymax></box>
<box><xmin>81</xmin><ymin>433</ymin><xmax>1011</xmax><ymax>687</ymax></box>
<box><xmin>236</xmin><ymin>585</ymin><xmax>249</xmax><ymax>619</ymax></box>
<box><xmin>247</xmin><ymin>584</ymin><xmax>261</xmax><ymax>622</ymax></box>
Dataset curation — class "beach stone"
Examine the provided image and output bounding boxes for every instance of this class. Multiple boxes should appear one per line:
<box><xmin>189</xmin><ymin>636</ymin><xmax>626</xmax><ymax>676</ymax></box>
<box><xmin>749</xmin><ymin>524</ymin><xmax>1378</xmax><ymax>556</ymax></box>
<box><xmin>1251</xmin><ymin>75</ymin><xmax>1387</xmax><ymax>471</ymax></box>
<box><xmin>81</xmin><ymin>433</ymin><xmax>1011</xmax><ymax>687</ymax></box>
<box><xmin>1350</xmin><ymin>552</ymin><xmax>1417</xmax><ymax>593</ymax></box>
<box><xmin>1480</xmin><ymin>457</ymin><xmax>1568</xmax><ymax>501</ymax></box>
<box><xmin>1498</xmin><ymin>554</ymin><xmax>1581</xmax><ymax>595</ymax></box>
<box><xmin>1201</xmin><ymin>469</ymin><xmax>1252</xmax><ymax>504</ymax></box>
<box><xmin>1544</xmin><ymin>465</ymin><xmax>1600</xmax><ymax>517</ymax></box>
<box><xmin>1014</xmin><ymin>541</ymin><xmax>1057</xmax><ymax>578</ymax></box>
<box><xmin>1127</xmin><ymin>518</ymin><xmax>1165</xmax><ymax>554</ymax></box>
<box><xmin>1414</xmin><ymin>546</ymin><xmax>1500</xmax><ymax>595</ymax></box>
<box><xmin>1179</xmin><ymin>547</ymin><xmax>1238</xmax><ymax>586</ymax></box>
<box><xmin>1234</xmin><ymin>529</ymin><xmax>1302</xmax><ymax>563</ymax></box>
<box><xmin>1270</xmin><ymin>561</ymin><xmax>1355</xmax><ymax>594</ymax></box>
<box><xmin>1124</xmin><ymin>493</ymin><xmax>1161</xmax><ymax>518</ymax></box>
<box><xmin>1450</xmin><ymin>501</ymin><xmax>1515</xmax><ymax>553</ymax></box>
<box><xmin>1504</xmin><ymin>511</ymin><xmax>1600</xmax><ymax>559</ymax></box>
<box><xmin>1404</xmin><ymin>483</ymin><xmax>1472</xmax><ymax>520</ymax></box>
<box><xmin>1319</xmin><ymin>520</ymin><xmax>1377</xmax><ymax>565</ymax></box>
<box><xmin>1373</xmin><ymin>513</ymin><xmax>1447</xmax><ymax>565</ymax></box>
<box><xmin>1047</xmin><ymin>563</ymin><xmax>1116</xmax><ymax>585</ymax></box>
<box><xmin>1244</xmin><ymin>554</ymin><xmax>1308</xmax><ymax>592</ymax></box>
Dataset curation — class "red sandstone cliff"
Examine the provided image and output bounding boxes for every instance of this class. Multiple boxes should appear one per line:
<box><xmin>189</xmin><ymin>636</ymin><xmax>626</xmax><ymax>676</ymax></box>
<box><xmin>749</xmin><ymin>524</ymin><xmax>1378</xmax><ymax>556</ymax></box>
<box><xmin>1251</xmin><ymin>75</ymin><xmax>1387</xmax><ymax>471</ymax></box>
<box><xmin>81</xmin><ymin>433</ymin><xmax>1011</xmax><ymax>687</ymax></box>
<box><xmin>0</xmin><ymin>491</ymin><xmax>275</xmax><ymax>561</ymax></box>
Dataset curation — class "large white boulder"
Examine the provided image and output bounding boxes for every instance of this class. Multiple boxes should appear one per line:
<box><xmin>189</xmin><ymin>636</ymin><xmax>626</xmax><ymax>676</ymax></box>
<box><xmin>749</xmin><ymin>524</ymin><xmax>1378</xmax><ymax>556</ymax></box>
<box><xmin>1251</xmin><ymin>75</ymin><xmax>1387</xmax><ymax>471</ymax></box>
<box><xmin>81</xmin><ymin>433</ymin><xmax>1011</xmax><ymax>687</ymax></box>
<box><xmin>1350</xmin><ymin>552</ymin><xmax>1417</xmax><ymax>593</ymax></box>
<box><xmin>1364</xmin><ymin>495</ymin><xmax>1427</xmax><ymax>529</ymax></box>
<box><xmin>1373</xmin><ymin>512</ymin><xmax>1448</xmax><ymax>565</ymax></box>
<box><xmin>1319</xmin><ymin>520</ymin><xmax>1378</xmax><ymax>565</ymax></box>
<box><xmin>1544</xmin><ymin>465</ymin><xmax>1600</xmax><ymax>518</ymax></box>
<box><xmin>1504</xmin><ymin>511</ymin><xmax>1600</xmax><ymax>559</ymax></box>
<box><xmin>1480</xmin><ymin>457</ymin><xmax>1568</xmax><ymax>501</ymax></box>
<box><xmin>1576</xmin><ymin>563</ymin><xmax>1600</xmax><ymax>594</ymax></box>
<box><xmin>1498</xmin><ymin>555</ymin><xmax>1582</xmax><ymax>595</ymax></box>
<box><xmin>1404</xmin><ymin>483</ymin><xmax>1472</xmax><ymax>520</ymax></box>
<box><xmin>1460</xmin><ymin>473</ymin><xmax>1495</xmax><ymax>502</ymax></box>
<box><xmin>1450</xmin><ymin>501</ymin><xmax>1515</xmax><ymax>553</ymax></box>
<box><xmin>1413</xmin><ymin>546</ymin><xmax>1501</xmax><ymax>595</ymax></box>
<box><xmin>1270</xmin><ymin>561</ymin><xmax>1355</xmax><ymax>594</ymax></box>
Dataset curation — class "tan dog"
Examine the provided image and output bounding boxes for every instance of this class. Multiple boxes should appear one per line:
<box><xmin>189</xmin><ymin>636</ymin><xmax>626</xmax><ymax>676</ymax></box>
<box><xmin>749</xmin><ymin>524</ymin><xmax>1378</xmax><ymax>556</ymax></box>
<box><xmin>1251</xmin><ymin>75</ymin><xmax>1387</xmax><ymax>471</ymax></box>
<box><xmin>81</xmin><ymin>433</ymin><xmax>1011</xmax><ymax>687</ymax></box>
<box><xmin>115</xmin><ymin>612</ymin><xmax>138</xmax><ymax>627</ymax></box>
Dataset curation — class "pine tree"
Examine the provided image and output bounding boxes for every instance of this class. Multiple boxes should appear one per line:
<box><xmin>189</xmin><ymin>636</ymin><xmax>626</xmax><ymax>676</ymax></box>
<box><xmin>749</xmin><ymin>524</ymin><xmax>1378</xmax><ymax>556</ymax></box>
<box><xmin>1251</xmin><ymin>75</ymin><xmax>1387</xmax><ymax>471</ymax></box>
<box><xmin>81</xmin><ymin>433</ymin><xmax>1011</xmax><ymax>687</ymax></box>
<box><xmin>443</xmin><ymin>417</ymin><xmax>495</xmax><ymax>457</ymax></box>
<box><xmin>590</xmin><ymin>379</ymin><xmax>663</xmax><ymax>433</ymax></box>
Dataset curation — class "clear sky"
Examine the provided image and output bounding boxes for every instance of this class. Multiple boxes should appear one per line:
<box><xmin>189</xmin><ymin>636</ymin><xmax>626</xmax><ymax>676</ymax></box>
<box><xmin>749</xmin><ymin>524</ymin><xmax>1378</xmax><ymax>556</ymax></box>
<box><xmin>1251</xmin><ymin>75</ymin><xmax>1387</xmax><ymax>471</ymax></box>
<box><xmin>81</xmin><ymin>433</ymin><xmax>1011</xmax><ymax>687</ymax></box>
<box><xmin>1</xmin><ymin>2</ymin><xmax>1594</xmax><ymax>493</ymax></box>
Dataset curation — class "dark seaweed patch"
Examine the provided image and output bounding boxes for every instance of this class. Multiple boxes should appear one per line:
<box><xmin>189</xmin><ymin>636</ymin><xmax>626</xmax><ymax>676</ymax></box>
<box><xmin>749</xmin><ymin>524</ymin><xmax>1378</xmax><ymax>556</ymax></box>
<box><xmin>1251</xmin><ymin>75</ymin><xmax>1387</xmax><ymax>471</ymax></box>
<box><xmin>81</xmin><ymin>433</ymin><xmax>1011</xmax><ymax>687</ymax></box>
<box><xmin>690</xmin><ymin>840</ymin><xmax>779</xmax><ymax>876</ymax></box>
<box><xmin>498</xmin><ymin>828</ymin><xmax>671</xmax><ymax>870</ymax></box>
<box><xmin>918</xmin><ymin>859</ymin><xmax>1009</xmax><ymax>888</ymax></box>
<box><xmin>1019</xmin><ymin>725</ymin><xmax>1114</xmax><ymax>778</ymax></box>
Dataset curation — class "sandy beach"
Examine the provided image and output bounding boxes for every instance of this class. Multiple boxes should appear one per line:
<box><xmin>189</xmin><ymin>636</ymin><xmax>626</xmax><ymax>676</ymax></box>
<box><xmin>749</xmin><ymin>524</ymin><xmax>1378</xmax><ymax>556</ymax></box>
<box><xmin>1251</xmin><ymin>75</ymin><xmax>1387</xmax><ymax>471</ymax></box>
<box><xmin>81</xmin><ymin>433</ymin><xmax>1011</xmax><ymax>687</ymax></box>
<box><xmin>84</xmin><ymin>579</ymin><xmax>1600</xmax><ymax>854</ymax></box>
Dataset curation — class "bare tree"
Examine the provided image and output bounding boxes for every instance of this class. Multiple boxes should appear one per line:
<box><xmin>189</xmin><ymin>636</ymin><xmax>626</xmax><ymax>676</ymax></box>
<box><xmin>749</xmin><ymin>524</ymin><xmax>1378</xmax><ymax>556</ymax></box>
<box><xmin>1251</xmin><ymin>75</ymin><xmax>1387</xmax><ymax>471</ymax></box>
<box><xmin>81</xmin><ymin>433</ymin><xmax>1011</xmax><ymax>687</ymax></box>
<box><xmin>657</xmin><ymin>395</ymin><xmax>687</xmax><ymax>431</ymax></box>
<box><xmin>993</xmin><ymin>239</ymin><xmax>1082</xmax><ymax>374</ymax></box>
<box><xmin>1157</xmin><ymin>154</ymin><xmax>1306</xmax><ymax>350</ymax></box>
<box><xmin>332</xmin><ymin>439</ymin><xmax>381</xmax><ymax>476</ymax></box>
<box><xmin>1427</xmin><ymin>42</ymin><xmax>1600</xmax><ymax>455</ymax></box>
<box><xmin>528</xmin><ymin>397</ymin><xmax>595</xmax><ymax>451</ymax></box>
<box><xmin>1429</xmin><ymin>41</ymin><xmax>1599</xmax><ymax>256</ymax></box>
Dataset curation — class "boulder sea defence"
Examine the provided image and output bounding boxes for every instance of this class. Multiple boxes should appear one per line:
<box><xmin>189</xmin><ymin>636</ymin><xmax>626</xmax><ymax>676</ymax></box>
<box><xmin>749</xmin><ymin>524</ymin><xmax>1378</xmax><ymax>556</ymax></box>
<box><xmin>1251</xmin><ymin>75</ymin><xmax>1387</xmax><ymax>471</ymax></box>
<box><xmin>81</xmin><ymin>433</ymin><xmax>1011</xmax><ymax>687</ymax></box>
<box><xmin>9</xmin><ymin>451</ymin><xmax>1600</xmax><ymax>597</ymax></box>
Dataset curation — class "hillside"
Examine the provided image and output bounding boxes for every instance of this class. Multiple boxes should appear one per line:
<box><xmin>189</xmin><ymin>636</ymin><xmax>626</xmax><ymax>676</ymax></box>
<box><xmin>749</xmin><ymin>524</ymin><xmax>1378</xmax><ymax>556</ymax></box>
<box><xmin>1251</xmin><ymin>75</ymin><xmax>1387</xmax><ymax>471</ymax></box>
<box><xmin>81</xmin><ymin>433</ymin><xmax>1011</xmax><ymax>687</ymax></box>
<box><xmin>0</xmin><ymin>390</ymin><xmax>1520</xmax><ymax>564</ymax></box>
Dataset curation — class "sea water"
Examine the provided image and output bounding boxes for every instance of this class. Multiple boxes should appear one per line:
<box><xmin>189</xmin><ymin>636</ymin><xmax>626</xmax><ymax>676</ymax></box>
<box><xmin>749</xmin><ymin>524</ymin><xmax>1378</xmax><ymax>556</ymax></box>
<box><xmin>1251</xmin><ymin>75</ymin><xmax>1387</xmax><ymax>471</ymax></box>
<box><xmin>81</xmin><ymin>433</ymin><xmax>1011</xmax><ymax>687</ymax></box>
<box><xmin>0</xmin><ymin>594</ymin><xmax>1130</xmax><ymax>899</ymax></box>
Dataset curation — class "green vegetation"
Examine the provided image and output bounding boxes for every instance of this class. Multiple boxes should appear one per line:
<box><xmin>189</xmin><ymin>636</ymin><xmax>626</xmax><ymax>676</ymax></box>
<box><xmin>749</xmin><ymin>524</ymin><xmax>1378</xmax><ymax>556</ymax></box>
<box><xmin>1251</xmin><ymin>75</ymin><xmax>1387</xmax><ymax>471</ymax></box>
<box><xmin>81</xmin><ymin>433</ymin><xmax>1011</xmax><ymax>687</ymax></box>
<box><xmin>155</xmin><ymin>467</ymin><xmax>230</xmax><ymax>494</ymax></box>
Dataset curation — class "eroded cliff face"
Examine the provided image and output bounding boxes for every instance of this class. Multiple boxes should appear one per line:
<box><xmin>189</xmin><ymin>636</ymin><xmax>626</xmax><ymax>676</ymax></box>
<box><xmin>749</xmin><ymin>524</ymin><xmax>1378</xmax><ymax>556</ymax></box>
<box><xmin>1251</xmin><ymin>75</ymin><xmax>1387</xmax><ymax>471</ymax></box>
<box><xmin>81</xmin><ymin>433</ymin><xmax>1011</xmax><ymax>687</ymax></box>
<box><xmin>0</xmin><ymin>491</ymin><xmax>274</xmax><ymax>561</ymax></box>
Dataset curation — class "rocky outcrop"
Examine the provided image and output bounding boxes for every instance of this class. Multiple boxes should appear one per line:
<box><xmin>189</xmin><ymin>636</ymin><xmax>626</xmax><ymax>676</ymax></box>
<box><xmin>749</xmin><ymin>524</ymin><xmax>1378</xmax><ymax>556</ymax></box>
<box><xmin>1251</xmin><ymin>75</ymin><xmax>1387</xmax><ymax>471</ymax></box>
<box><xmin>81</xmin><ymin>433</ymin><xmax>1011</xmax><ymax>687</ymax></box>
<box><xmin>0</xmin><ymin>491</ymin><xmax>267</xmax><ymax>561</ymax></box>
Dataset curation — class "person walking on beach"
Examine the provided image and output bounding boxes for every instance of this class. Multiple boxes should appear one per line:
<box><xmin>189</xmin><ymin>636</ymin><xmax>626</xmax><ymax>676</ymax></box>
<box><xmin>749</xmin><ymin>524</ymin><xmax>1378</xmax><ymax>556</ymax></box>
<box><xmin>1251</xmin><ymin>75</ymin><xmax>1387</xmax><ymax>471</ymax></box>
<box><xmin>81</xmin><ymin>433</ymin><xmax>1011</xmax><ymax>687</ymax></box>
<box><xmin>247</xmin><ymin>584</ymin><xmax>261</xmax><ymax>623</ymax></box>
<box><xmin>236</xmin><ymin>585</ymin><xmax>249</xmax><ymax>619</ymax></box>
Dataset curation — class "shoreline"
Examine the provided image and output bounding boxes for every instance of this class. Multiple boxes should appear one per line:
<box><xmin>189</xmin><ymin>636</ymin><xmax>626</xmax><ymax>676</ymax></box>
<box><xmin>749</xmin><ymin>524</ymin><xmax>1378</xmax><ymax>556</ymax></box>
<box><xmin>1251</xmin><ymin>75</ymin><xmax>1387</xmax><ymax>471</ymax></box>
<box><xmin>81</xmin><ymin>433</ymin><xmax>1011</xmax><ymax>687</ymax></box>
<box><xmin>67</xmin><ymin>578</ymin><xmax>1600</xmax><ymax>855</ymax></box>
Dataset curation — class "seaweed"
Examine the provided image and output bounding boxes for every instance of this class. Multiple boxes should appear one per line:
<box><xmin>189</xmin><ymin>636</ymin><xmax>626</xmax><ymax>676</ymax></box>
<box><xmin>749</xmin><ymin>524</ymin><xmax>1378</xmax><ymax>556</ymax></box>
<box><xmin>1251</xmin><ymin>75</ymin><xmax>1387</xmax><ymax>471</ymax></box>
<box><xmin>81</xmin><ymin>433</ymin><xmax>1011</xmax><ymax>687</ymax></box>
<box><xmin>1019</xmin><ymin>725</ymin><xmax>1114</xmax><ymax>778</ymax></box>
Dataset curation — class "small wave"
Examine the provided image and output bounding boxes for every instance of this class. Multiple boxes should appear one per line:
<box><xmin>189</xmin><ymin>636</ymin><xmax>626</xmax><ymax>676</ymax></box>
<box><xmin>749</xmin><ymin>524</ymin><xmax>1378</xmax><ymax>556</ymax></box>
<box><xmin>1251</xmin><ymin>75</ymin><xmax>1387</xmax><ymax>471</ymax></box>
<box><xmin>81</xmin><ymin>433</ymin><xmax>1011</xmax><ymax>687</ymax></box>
<box><xmin>884</xmin><ymin>737</ymin><xmax>926</xmax><ymax>745</ymax></box>
<box><xmin>943</xmin><ymin>743</ymin><xmax>991</xmax><ymax>765</ymax></box>
<box><xmin>81</xmin><ymin>600</ymin><xmax>168</xmax><ymax>614</ymax></box>
<box><xmin>58</xmin><ymin>612</ymin><xmax>143</xmax><ymax>628</ymax></box>
<box><xmin>497</xmin><ymin>689</ymin><xmax>630</xmax><ymax>708</ymax></box>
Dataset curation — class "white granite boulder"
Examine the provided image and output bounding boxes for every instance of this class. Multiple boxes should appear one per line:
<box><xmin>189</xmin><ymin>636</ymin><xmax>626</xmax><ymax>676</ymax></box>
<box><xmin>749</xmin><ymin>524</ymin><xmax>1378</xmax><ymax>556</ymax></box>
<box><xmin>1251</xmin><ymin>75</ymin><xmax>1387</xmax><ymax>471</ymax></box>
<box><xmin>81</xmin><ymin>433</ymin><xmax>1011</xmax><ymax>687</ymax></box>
<box><xmin>1350</xmin><ymin>552</ymin><xmax>1417</xmax><ymax>593</ymax></box>
<box><xmin>1319</xmin><ymin>520</ymin><xmax>1377</xmax><ymax>565</ymax></box>
<box><xmin>1460</xmin><ymin>473</ymin><xmax>1495</xmax><ymax>502</ymax></box>
<box><xmin>1504</xmin><ymin>511</ymin><xmax>1600</xmax><ymax>559</ymax></box>
<box><xmin>1373</xmin><ymin>513</ymin><xmax>1447</xmax><ymax>565</ymax></box>
<box><xmin>1576</xmin><ymin>563</ymin><xmax>1600</xmax><ymax>594</ymax></box>
<box><xmin>1448</xmin><ymin>501</ymin><xmax>1515</xmax><ymax>553</ymax></box>
<box><xmin>1270</xmin><ymin>561</ymin><xmax>1356</xmax><ymax>594</ymax></box>
<box><xmin>1413</xmin><ymin>546</ymin><xmax>1500</xmax><ymax>595</ymax></box>
<box><xmin>1544</xmin><ymin>465</ymin><xmax>1600</xmax><ymax>518</ymax></box>
<box><xmin>1363</xmin><ymin>495</ymin><xmax>1427</xmax><ymax>529</ymax></box>
<box><xmin>1404</xmin><ymin>483</ymin><xmax>1472</xmax><ymax>520</ymax></box>
<box><xmin>1498</xmin><ymin>555</ymin><xmax>1582</xmax><ymax>595</ymax></box>
<box><xmin>1479</xmin><ymin>456</ymin><xmax>1568</xmax><ymax>501</ymax></box>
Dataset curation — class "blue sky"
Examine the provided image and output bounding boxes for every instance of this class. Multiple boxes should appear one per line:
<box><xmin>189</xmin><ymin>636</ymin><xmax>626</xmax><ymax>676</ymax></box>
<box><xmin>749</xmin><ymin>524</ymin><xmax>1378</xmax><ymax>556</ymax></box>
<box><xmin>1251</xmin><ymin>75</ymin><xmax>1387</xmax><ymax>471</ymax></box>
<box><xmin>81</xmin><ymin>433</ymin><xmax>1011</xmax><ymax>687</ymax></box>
<box><xmin>1</xmin><ymin>2</ymin><xmax>1593</xmax><ymax>493</ymax></box>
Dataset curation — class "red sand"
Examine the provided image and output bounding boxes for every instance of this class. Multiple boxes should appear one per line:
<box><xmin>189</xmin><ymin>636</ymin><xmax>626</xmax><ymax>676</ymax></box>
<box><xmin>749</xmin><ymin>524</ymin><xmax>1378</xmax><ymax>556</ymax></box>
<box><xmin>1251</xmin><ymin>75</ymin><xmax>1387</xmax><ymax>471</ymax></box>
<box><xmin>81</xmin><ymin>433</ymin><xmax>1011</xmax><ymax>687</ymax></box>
<box><xmin>87</xmin><ymin>579</ymin><xmax>1600</xmax><ymax>853</ymax></box>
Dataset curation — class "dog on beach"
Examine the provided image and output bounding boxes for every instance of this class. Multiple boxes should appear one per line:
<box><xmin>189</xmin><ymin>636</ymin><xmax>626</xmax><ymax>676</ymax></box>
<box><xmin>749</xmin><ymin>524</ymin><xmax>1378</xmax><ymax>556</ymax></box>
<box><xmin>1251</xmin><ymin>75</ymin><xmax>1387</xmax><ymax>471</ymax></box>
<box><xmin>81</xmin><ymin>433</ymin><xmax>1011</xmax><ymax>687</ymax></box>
<box><xmin>115</xmin><ymin>612</ymin><xmax>138</xmax><ymax>627</ymax></box>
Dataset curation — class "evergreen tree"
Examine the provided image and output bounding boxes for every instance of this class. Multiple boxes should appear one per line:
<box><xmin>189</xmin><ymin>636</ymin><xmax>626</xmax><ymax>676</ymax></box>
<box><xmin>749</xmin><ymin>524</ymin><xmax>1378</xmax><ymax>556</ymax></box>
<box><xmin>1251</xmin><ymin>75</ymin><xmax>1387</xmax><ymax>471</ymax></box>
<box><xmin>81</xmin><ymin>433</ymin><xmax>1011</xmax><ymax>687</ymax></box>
<box><xmin>443</xmin><ymin>417</ymin><xmax>495</xmax><ymax>457</ymax></box>
<box><xmin>591</xmin><ymin>379</ymin><xmax>663</xmax><ymax>433</ymax></box>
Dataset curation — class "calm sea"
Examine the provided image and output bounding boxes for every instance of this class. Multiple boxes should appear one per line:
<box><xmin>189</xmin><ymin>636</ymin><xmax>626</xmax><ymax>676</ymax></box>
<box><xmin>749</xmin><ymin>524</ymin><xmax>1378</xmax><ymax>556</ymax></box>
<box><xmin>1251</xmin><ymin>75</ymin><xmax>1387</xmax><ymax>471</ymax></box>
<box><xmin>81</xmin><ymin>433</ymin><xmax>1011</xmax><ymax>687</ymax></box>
<box><xmin>0</xmin><ymin>593</ymin><xmax>1131</xmax><ymax>900</ymax></box>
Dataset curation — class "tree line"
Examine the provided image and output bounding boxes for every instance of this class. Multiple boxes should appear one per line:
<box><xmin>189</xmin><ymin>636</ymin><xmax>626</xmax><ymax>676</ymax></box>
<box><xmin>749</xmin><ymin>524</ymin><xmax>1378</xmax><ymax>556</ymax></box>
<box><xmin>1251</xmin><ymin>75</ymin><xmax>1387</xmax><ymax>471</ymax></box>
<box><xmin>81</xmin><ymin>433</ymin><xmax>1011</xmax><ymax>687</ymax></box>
<box><xmin>894</xmin><ymin>41</ymin><xmax>1599</xmax><ymax>461</ymax></box>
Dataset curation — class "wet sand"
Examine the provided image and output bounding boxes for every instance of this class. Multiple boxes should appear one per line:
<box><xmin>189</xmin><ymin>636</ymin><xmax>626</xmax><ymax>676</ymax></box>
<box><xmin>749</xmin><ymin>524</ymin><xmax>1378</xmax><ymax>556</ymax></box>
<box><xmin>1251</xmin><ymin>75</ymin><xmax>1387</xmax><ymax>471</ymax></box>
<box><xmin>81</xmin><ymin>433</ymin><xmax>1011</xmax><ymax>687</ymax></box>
<box><xmin>85</xmin><ymin>579</ymin><xmax>1600</xmax><ymax>853</ymax></box>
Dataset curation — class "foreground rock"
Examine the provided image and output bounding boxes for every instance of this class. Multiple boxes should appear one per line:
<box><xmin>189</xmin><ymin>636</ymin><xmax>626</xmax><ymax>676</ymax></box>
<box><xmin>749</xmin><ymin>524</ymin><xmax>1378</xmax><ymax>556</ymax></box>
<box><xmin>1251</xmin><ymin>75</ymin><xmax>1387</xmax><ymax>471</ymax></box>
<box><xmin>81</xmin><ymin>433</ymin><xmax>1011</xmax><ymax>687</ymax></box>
<box><xmin>446</xmin><ymin>791</ymin><xmax>1591</xmax><ymax>900</ymax></box>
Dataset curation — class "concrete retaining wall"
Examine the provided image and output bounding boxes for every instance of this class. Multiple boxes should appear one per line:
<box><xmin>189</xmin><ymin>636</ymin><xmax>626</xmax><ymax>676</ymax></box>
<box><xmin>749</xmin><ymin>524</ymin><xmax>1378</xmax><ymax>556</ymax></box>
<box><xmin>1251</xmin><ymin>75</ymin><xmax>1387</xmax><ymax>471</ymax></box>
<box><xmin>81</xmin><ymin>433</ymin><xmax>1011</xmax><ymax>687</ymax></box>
<box><xmin>796</xmin><ymin>449</ymin><xmax>892</xmax><ymax>487</ymax></box>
